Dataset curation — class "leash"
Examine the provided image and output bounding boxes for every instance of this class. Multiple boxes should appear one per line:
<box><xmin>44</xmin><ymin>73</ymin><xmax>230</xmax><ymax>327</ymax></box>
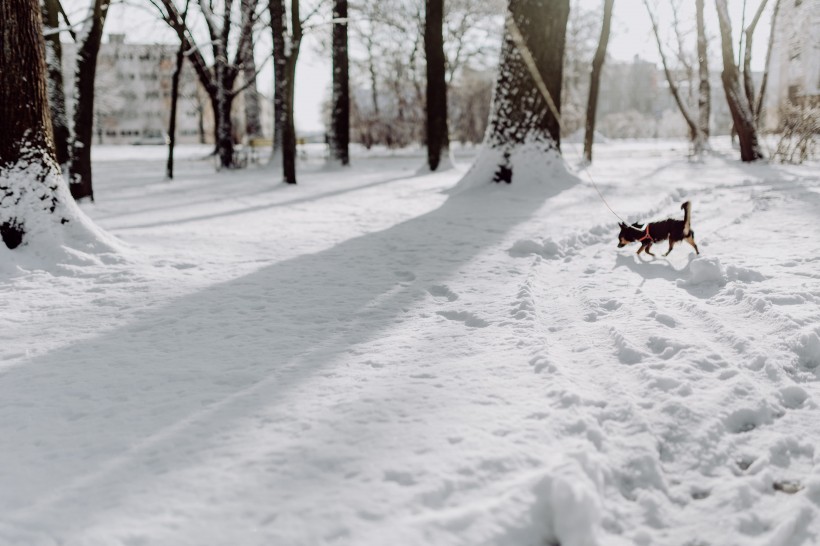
<box><xmin>506</xmin><ymin>15</ymin><xmax>628</xmax><ymax>225</ymax></box>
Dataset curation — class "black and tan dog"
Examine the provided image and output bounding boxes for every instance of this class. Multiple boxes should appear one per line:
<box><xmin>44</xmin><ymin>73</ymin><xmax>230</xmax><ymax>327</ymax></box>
<box><xmin>617</xmin><ymin>201</ymin><xmax>700</xmax><ymax>257</ymax></box>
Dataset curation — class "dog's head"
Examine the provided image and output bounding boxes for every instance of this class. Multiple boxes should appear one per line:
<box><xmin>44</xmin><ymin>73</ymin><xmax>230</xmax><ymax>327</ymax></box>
<box><xmin>616</xmin><ymin>222</ymin><xmax>643</xmax><ymax>247</ymax></box>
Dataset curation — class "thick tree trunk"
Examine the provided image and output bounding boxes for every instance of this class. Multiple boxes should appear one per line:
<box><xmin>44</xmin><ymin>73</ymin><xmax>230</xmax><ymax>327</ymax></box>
<box><xmin>282</xmin><ymin>57</ymin><xmax>298</xmax><ymax>184</ymax></box>
<box><xmin>424</xmin><ymin>0</ymin><xmax>449</xmax><ymax>171</ymax></box>
<box><xmin>696</xmin><ymin>0</ymin><xmax>711</xmax><ymax>139</ymax></box>
<box><xmin>486</xmin><ymin>0</ymin><xmax>569</xmax><ymax>152</ymax></box>
<box><xmin>583</xmin><ymin>0</ymin><xmax>614</xmax><ymax>163</ymax></box>
<box><xmin>41</xmin><ymin>0</ymin><xmax>70</xmax><ymax>167</ymax></box>
<box><xmin>715</xmin><ymin>0</ymin><xmax>763</xmax><ymax>161</ymax></box>
<box><xmin>241</xmin><ymin>0</ymin><xmax>262</xmax><ymax>139</ymax></box>
<box><xmin>69</xmin><ymin>0</ymin><xmax>111</xmax><ymax>202</ymax></box>
<box><xmin>330</xmin><ymin>0</ymin><xmax>350</xmax><ymax>166</ymax></box>
<box><xmin>0</xmin><ymin>0</ymin><xmax>68</xmax><ymax>248</ymax></box>
<box><xmin>167</xmin><ymin>40</ymin><xmax>185</xmax><ymax>180</ymax></box>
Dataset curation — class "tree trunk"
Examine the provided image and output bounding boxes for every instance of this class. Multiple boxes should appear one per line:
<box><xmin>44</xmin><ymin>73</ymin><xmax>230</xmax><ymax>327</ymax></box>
<box><xmin>241</xmin><ymin>0</ymin><xmax>262</xmax><ymax>139</ymax></box>
<box><xmin>41</xmin><ymin>0</ymin><xmax>70</xmax><ymax>167</ymax></box>
<box><xmin>696</xmin><ymin>0</ymin><xmax>711</xmax><ymax>139</ymax></box>
<box><xmin>645</xmin><ymin>0</ymin><xmax>703</xmax><ymax>152</ymax></box>
<box><xmin>269</xmin><ymin>0</ymin><xmax>300</xmax><ymax>183</ymax></box>
<box><xmin>0</xmin><ymin>0</ymin><xmax>68</xmax><ymax>248</ymax></box>
<box><xmin>486</xmin><ymin>0</ymin><xmax>569</xmax><ymax>151</ymax></box>
<box><xmin>583</xmin><ymin>0</ymin><xmax>614</xmax><ymax>163</ymax></box>
<box><xmin>755</xmin><ymin>0</ymin><xmax>781</xmax><ymax>123</ymax></box>
<box><xmin>167</xmin><ymin>39</ymin><xmax>185</xmax><ymax>180</ymax></box>
<box><xmin>424</xmin><ymin>0</ymin><xmax>449</xmax><ymax>171</ymax></box>
<box><xmin>715</xmin><ymin>0</ymin><xmax>763</xmax><ymax>161</ymax></box>
<box><xmin>330</xmin><ymin>0</ymin><xmax>350</xmax><ymax>166</ymax></box>
<box><xmin>743</xmin><ymin>0</ymin><xmax>769</xmax><ymax>115</ymax></box>
<box><xmin>69</xmin><ymin>0</ymin><xmax>111</xmax><ymax>202</ymax></box>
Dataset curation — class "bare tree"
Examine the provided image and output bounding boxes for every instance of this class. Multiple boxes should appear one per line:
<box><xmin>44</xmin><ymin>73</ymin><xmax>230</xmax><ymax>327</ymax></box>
<box><xmin>425</xmin><ymin>0</ymin><xmax>449</xmax><ymax>171</ymax></box>
<box><xmin>696</xmin><ymin>0</ymin><xmax>710</xmax><ymax>139</ymax></box>
<box><xmin>270</xmin><ymin>0</ymin><xmax>302</xmax><ymax>184</ymax></box>
<box><xmin>644</xmin><ymin>0</ymin><xmax>706</xmax><ymax>154</ymax></box>
<box><xmin>68</xmin><ymin>0</ymin><xmax>112</xmax><ymax>201</ymax></box>
<box><xmin>742</xmin><ymin>0</ymin><xmax>769</xmax><ymax>115</ymax></box>
<box><xmin>167</xmin><ymin>0</ymin><xmax>191</xmax><ymax>180</ymax></box>
<box><xmin>755</xmin><ymin>0</ymin><xmax>781</xmax><ymax>123</ymax></box>
<box><xmin>715</xmin><ymin>0</ymin><xmax>763</xmax><ymax>161</ymax></box>
<box><xmin>583</xmin><ymin>0</ymin><xmax>613</xmax><ymax>163</ymax></box>
<box><xmin>241</xmin><ymin>0</ymin><xmax>262</xmax><ymax>139</ymax></box>
<box><xmin>1</xmin><ymin>0</ymin><xmax>71</xmax><ymax>248</ymax></box>
<box><xmin>330</xmin><ymin>0</ymin><xmax>350</xmax><ymax>166</ymax></box>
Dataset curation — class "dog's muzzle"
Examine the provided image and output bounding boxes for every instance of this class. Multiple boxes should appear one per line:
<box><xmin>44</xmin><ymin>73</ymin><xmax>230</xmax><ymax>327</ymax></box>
<box><xmin>617</xmin><ymin>242</ymin><xmax>626</xmax><ymax>248</ymax></box>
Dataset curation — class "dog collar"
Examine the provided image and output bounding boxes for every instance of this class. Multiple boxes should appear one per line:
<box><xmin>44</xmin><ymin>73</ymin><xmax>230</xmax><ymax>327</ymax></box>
<box><xmin>638</xmin><ymin>226</ymin><xmax>653</xmax><ymax>242</ymax></box>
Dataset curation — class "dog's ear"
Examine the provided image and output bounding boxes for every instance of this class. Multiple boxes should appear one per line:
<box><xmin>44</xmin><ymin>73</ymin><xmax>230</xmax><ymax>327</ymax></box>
<box><xmin>619</xmin><ymin>222</ymin><xmax>626</xmax><ymax>228</ymax></box>
<box><xmin>631</xmin><ymin>222</ymin><xmax>644</xmax><ymax>229</ymax></box>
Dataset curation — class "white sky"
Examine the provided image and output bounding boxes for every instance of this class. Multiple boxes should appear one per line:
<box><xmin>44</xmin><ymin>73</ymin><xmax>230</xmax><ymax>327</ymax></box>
<box><xmin>63</xmin><ymin>0</ymin><xmax>776</xmax><ymax>133</ymax></box>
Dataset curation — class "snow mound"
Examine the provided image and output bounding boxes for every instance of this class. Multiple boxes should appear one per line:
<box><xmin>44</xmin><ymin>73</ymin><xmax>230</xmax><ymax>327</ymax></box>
<box><xmin>509</xmin><ymin>237</ymin><xmax>562</xmax><ymax>259</ymax></box>
<box><xmin>792</xmin><ymin>328</ymin><xmax>820</xmax><ymax>369</ymax></box>
<box><xmin>678</xmin><ymin>256</ymin><xmax>726</xmax><ymax>286</ymax></box>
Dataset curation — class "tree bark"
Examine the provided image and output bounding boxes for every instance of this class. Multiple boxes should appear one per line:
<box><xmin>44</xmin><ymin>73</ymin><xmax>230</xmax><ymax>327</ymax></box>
<box><xmin>69</xmin><ymin>0</ymin><xmax>111</xmax><ymax>202</ymax></box>
<box><xmin>696</xmin><ymin>0</ymin><xmax>711</xmax><ymax>139</ymax></box>
<box><xmin>41</xmin><ymin>0</ymin><xmax>70</xmax><ymax>167</ymax></box>
<box><xmin>167</xmin><ymin>38</ymin><xmax>185</xmax><ymax>180</ymax></box>
<box><xmin>715</xmin><ymin>0</ymin><xmax>763</xmax><ymax>161</ymax></box>
<box><xmin>270</xmin><ymin>0</ymin><xmax>300</xmax><ymax>184</ymax></box>
<box><xmin>241</xmin><ymin>0</ymin><xmax>262</xmax><ymax>139</ymax></box>
<box><xmin>1</xmin><ymin>0</ymin><xmax>67</xmax><ymax>248</ymax></box>
<box><xmin>755</xmin><ymin>0</ymin><xmax>781</xmax><ymax>123</ymax></box>
<box><xmin>330</xmin><ymin>0</ymin><xmax>350</xmax><ymax>166</ymax></box>
<box><xmin>486</xmin><ymin>0</ymin><xmax>570</xmax><ymax>152</ymax></box>
<box><xmin>583</xmin><ymin>0</ymin><xmax>613</xmax><ymax>163</ymax></box>
<box><xmin>424</xmin><ymin>0</ymin><xmax>449</xmax><ymax>171</ymax></box>
<box><xmin>743</xmin><ymin>0</ymin><xmax>769</xmax><ymax>115</ymax></box>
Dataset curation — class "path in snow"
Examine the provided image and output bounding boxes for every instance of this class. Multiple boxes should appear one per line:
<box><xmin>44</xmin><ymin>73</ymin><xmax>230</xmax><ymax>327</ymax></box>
<box><xmin>1</xmin><ymin>141</ymin><xmax>819</xmax><ymax>545</ymax></box>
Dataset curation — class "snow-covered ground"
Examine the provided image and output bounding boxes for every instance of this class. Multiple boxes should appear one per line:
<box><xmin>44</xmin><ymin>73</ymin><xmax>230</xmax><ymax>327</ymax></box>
<box><xmin>1</xmin><ymin>139</ymin><xmax>819</xmax><ymax>545</ymax></box>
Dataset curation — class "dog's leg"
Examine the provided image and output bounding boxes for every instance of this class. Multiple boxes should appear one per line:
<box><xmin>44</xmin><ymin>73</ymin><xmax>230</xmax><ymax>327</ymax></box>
<box><xmin>644</xmin><ymin>243</ymin><xmax>656</xmax><ymax>257</ymax></box>
<box><xmin>636</xmin><ymin>244</ymin><xmax>645</xmax><ymax>255</ymax></box>
<box><xmin>664</xmin><ymin>240</ymin><xmax>676</xmax><ymax>256</ymax></box>
<box><xmin>685</xmin><ymin>235</ymin><xmax>700</xmax><ymax>254</ymax></box>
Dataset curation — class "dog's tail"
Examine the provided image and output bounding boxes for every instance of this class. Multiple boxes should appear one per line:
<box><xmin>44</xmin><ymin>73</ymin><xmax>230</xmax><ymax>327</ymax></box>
<box><xmin>681</xmin><ymin>201</ymin><xmax>692</xmax><ymax>235</ymax></box>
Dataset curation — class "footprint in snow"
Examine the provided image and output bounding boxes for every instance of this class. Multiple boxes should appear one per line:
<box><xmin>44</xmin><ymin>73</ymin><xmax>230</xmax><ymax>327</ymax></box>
<box><xmin>428</xmin><ymin>284</ymin><xmax>459</xmax><ymax>302</ymax></box>
<box><xmin>436</xmin><ymin>310</ymin><xmax>489</xmax><ymax>328</ymax></box>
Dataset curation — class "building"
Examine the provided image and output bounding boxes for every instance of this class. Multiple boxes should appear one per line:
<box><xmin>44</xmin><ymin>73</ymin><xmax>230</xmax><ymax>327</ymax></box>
<box><xmin>62</xmin><ymin>34</ymin><xmax>271</xmax><ymax>145</ymax></box>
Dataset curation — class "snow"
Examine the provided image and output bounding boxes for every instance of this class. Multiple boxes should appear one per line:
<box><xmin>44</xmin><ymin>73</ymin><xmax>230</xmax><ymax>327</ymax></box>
<box><xmin>1</xmin><ymin>138</ymin><xmax>819</xmax><ymax>545</ymax></box>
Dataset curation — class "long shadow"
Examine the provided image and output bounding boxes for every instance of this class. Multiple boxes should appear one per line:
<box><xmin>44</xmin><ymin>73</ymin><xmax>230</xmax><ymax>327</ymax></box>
<box><xmin>0</xmin><ymin>175</ymin><xmax>573</xmax><ymax>535</ymax></box>
<box><xmin>115</xmin><ymin>173</ymin><xmax>422</xmax><ymax>231</ymax></box>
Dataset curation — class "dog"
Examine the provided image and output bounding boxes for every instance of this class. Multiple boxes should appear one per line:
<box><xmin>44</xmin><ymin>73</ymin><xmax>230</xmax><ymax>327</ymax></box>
<box><xmin>617</xmin><ymin>201</ymin><xmax>700</xmax><ymax>257</ymax></box>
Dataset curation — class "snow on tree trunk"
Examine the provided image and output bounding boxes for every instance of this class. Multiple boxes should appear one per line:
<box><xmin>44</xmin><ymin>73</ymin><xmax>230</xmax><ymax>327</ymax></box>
<box><xmin>69</xmin><ymin>0</ymin><xmax>111</xmax><ymax>202</ymax></box>
<box><xmin>424</xmin><ymin>0</ymin><xmax>449</xmax><ymax>171</ymax></box>
<box><xmin>0</xmin><ymin>0</ymin><xmax>106</xmax><ymax>253</ymax></box>
<box><xmin>459</xmin><ymin>0</ymin><xmax>570</xmax><ymax>189</ymax></box>
<box><xmin>715</xmin><ymin>0</ymin><xmax>764</xmax><ymax>162</ymax></box>
<box><xmin>696</xmin><ymin>0</ymin><xmax>711</xmax><ymax>140</ymax></box>
<box><xmin>583</xmin><ymin>0</ymin><xmax>613</xmax><ymax>163</ymax></box>
<box><xmin>41</xmin><ymin>0</ymin><xmax>70</xmax><ymax>167</ymax></box>
<box><xmin>329</xmin><ymin>0</ymin><xmax>350</xmax><ymax>167</ymax></box>
<box><xmin>241</xmin><ymin>0</ymin><xmax>262</xmax><ymax>140</ymax></box>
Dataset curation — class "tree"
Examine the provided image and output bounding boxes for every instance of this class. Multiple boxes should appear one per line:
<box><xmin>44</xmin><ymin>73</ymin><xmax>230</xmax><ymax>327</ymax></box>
<box><xmin>583</xmin><ymin>0</ymin><xmax>613</xmax><ymax>163</ymax></box>
<box><xmin>715</xmin><ymin>0</ymin><xmax>763</xmax><ymax>161</ymax></box>
<box><xmin>329</xmin><ymin>0</ymin><xmax>350</xmax><ymax>166</ymax></box>
<box><xmin>644</xmin><ymin>0</ymin><xmax>707</xmax><ymax>154</ymax></box>
<box><xmin>40</xmin><ymin>0</ymin><xmax>71</xmax><ymax>167</ymax></box>
<box><xmin>0</xmin><ymin>0</ymin><xmax>70</xmax><ymax>248</ymax></box>
<box><xmin>755</xmin><ymin>0</ymin><xmax>781</xmax><ymax>123</ymax></box>
<box><xmin>167</xmin><ymin>0</ymin><xmax>191</xmax><ymax>180</ymax></box>
<box><xmin>742</xmin><ymin>0</ymin><xmax>769</xmax><ymax>117</ymax></box>
<box><xmin>470</xmin><ymin>0</ymin><xmax>570</xmax><ymax>186</ymax></box>
<box><xmin>270</xmin><ymin>0</ymin><xmax>302</xmax><ymax>184</ymax></box>
<box><xmin>153</xmin><ymin>0</ymin><xmax>262</xmax><ymax>169</ymax></box>
<box><xmin>68</xmin><ymin>0</ymin><xmax>112</xmax><ymax>201</ymax></box>
<box><xmin>696</xmin><ymin>0</ymin><xmax>711</xmax><ymax>140</ymax></box>
<box><xmin>425</xmin><ymin>0</ymin><xmax>449</xmax><ymax>171</ymax></box>
<box><xmin>241</xmin><ymin>0</ymin><xmax>262</xmax><ymax>139</ymax></box>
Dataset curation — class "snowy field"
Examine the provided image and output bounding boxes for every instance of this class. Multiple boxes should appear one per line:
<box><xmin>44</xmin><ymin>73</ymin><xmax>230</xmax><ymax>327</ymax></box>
<box><xmin>1</xmin><ymin>139</ymin><xmax>819</xmax><ymax>545</ymax></box>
